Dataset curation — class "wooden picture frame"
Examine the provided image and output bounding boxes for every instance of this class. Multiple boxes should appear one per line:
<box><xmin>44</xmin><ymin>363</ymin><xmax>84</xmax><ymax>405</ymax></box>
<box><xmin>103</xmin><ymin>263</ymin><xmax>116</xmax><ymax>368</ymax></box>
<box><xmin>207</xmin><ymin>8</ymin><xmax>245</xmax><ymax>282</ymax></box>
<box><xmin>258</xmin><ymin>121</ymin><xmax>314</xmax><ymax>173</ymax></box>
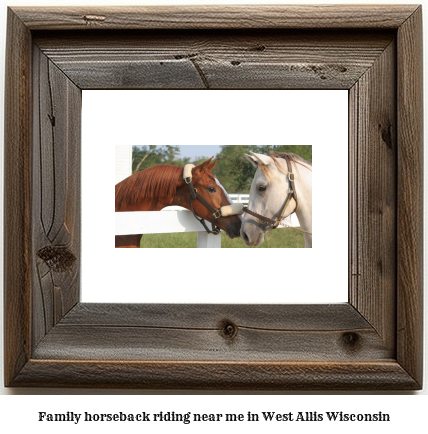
<box><xmin>4</xmin><ymin>5</ymin><xmax>423</xmax><ymax>389</ymax></box>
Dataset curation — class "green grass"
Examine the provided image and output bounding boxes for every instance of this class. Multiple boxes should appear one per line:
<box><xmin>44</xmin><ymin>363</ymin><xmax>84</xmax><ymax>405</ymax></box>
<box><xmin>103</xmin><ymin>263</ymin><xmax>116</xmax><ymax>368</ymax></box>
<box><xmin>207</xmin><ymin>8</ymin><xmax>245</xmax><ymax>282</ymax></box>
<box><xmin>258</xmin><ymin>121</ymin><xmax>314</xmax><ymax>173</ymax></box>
<box><xmin>140</xmin><ymin>228</ymin><xmax>305</xmax><ymax>248</ymax></box>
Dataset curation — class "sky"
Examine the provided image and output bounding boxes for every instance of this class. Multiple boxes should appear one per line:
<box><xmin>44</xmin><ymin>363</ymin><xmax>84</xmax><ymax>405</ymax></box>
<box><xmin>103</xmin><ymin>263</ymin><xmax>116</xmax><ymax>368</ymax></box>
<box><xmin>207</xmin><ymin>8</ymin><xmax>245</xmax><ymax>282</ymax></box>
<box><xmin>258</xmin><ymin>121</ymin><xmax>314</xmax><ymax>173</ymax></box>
<box><xmin>178</xmin><ymin>145</ymin><xmax>222</xmax><ymax>160</ymax></box>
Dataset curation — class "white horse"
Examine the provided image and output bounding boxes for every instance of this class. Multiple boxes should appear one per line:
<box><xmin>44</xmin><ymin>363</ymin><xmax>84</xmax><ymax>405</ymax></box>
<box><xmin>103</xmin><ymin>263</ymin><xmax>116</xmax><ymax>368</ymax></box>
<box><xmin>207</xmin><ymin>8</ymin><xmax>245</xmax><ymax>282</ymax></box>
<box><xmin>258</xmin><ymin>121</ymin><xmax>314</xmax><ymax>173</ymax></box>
<box><xmin>241</xmin><ymin>152</ymin><xmax>312</xmax><ymax>248</ymax></box>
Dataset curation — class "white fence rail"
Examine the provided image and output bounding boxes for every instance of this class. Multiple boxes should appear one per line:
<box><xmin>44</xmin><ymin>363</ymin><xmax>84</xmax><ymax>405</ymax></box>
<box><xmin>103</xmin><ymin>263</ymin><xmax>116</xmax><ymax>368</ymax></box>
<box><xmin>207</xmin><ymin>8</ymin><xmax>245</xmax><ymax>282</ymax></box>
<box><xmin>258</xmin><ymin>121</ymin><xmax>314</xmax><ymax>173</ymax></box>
<box><xmin>116</xmin><ymin>207</ymin><xmax>299</xmax><ymax>248</ymax></box>
<box><xmin>228</xmin><ymin>193</ymin><xmax>249</xmax><ymax>205</ymax></box>
<box><xmin>116</xmin><ymin>210</ymin><xmax>221</xmax><ymax>247</ymax></box>
<box><xmin>159</xmin><ymin>194</ymin><xmax>249</xmax><ymax>212</ymax></box>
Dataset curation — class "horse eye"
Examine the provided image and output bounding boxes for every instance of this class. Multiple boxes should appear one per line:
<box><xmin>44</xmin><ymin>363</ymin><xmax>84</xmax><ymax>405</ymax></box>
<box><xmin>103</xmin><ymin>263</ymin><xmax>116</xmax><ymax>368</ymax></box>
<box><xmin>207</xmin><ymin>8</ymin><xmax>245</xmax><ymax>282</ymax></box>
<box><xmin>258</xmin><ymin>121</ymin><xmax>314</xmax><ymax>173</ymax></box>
<box><xmin>259</xmin><ymin>185</ymin><xmax>267</xmax><ymax>192</ymax></box>
<box><xmin>208</xmin><ymin>187</ymin><xmax>216</xmax><ymax>193</ymax></box>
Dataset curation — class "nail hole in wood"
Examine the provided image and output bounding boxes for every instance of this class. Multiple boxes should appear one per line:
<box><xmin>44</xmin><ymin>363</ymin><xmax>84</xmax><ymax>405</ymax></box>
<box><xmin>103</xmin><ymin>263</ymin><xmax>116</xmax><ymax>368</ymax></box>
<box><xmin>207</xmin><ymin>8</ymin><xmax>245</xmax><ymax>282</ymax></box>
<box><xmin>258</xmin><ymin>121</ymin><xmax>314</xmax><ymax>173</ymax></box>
<box><xmin>83</xmin><ymin>15</ymin><xmax>106</xmax><ymax>23</ymax></box>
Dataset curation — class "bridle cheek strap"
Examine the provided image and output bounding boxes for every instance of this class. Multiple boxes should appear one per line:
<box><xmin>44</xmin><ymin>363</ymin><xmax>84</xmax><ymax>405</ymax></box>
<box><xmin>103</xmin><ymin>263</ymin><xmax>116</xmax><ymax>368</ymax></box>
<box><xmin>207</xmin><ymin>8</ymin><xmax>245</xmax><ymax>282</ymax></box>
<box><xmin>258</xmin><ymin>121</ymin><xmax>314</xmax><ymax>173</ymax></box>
<box><xmin>183</xmin><ymin>165</ymin><xmax>244</xmax><ymax>235</ymax></box>
<box><xmin>243</xmin><ymin>159</ymin><xmax>297</xmax><ymax>230</ymax></box>
<box><xmin>272</xmin><ymin>172</ymin><xmax>296</xmax><ymax>228</ymax></box>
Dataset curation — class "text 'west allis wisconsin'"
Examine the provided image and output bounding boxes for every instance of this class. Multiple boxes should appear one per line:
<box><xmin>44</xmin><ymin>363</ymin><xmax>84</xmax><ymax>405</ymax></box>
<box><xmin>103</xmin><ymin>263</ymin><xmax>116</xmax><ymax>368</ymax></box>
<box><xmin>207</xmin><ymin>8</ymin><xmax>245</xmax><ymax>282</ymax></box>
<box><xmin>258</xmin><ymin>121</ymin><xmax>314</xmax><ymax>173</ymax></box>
<box><xmin>38</xmin><ymin>411</ymin><xmax>390</xmax><ymax>424</ymax></box>
<box><xmin>260</xmin><ymin>412</ymin><xmax>390</xmax><ymax>422</ymax></box>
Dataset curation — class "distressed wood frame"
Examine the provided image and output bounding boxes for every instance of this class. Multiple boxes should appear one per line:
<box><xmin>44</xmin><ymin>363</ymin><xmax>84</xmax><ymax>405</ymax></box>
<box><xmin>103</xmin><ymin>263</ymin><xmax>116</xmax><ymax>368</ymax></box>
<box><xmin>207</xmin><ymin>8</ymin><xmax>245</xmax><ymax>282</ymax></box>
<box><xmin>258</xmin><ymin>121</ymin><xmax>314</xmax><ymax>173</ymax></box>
<box><xmin>4</xmin><ymin>5</ymin><xmax>423</xmax><ymax>389</ymax></box>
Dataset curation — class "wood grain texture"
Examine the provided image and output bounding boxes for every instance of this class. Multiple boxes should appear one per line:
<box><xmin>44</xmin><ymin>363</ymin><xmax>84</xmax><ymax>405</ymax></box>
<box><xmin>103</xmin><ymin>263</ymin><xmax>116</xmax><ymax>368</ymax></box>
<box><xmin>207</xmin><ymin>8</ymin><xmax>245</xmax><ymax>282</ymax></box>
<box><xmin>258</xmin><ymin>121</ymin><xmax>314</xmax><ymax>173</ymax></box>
<box><xmin>3</xmin><ymin>8</ymin><xmax>32</xmax><ymax>387</ymax></box>
<box><xmin>35</xmin><ymin>31</ymin><xmax>393</xmax><ymax>90</ymax></box>
<box><xmin>12</xmin><ymin>360</ymin><xmax>419</xmax><ymax>390</ymax></box>
<box><xmin>396</xmin><ymin>6</ymin><xmax>423</xmax><ymax>387</ymax></box>
<box><xmin>61</xmin><ymin>303</ymin><xmax>370</xmax><ymax>329</ymax></box>
<box><xmin>12</xmin><ymin>5</ymin><xmax>419</xmax><ymax>30</ymax></box>
<box><xmin>4</xmin><ymin>6</ymin><xmax>423</xmax><ymax>390</ymax></box>
<box><xmin>32</xmin><ymin>304</ymin><xmax>391</xmax><ymax>362</ymax></box>
<box><xmin>31</xmin><ymin>47</ymin><xmax>81</xmax><ymax>348</ymax></box>
<box><xmin>349</xmin><ymin>41</ymin><xmax>397</xmax><ymax>352</ymax></box>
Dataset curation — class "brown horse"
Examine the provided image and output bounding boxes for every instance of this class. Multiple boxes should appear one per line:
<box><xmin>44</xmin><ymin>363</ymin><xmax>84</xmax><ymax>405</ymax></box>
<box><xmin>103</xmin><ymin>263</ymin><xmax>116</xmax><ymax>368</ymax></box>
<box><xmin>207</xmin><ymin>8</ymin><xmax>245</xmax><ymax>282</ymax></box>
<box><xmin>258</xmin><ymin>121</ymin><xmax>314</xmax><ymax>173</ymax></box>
<box><xmin>115</xmin><ymin>157</ymin><xmax>242</xmax><ymax>247</ymax></box>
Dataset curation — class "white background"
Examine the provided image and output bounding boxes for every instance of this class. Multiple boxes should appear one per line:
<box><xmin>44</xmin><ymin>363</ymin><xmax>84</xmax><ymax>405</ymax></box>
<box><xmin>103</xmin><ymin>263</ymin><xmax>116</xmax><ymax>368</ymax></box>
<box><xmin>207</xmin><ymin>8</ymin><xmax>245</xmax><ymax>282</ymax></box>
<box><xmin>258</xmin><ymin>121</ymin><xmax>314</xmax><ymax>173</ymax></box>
<box><xmin>0</xmin><ymin>0</ymin><xmax>426</xmax><ymax>429</ymax></box>
<box><xmin>82</xmin><ymin>90</ymin><xmax>348</xmax><ymax>303</ymax></box>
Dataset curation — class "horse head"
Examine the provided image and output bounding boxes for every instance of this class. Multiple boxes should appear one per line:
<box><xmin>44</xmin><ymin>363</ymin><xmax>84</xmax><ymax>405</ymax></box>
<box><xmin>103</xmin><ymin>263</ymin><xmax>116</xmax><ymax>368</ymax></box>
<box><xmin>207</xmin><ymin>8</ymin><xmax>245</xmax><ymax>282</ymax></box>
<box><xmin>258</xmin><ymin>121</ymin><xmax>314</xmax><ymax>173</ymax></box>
<box><xmin>183</xmin><ymin>157</ymin><xmax>243</xmax><ymax>239</ymax></box>
<box><xmin>241</xmin><ymin>152</ymin><xmax>312</xmax><ymax>247</ymax></box>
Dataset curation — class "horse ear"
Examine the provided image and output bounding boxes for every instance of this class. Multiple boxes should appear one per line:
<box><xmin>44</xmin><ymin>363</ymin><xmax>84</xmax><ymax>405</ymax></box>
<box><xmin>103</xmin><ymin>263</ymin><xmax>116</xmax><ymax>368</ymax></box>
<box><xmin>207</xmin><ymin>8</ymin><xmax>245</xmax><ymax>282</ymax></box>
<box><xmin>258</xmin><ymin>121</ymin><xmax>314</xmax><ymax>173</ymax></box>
<box><xmin>207</xmin><ymin>158</ymin><xmax>220</xmax><ymax>173</ymax></box>
<box><xmin>245</xmin><ymin>153</ymin><xmax>259</xmax><ymax>168</ymax></box>
<box><xmin>250</xmin><ymin>152</ymin><xmax>271</xmax><ymax>166</ymax></box>
<box><xmin>195</xmin><ymin>156</ymin><xmax>214</xmax><ymax>173</ymax></box>
<box><xmin>192</xmin><ymin>157</ymin><xmax>214</xmax><ymax>181</ymax></box>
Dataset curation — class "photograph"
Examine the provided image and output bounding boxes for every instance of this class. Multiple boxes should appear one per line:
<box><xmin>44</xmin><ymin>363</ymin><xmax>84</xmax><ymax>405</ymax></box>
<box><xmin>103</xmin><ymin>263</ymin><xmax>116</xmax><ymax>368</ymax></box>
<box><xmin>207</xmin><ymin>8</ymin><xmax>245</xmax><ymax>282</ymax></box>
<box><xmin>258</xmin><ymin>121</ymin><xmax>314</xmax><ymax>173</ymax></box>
<box><xmin>114</xmin><ymin>144</ymin><xmax>312</xmax><ymax>248</ymax></box>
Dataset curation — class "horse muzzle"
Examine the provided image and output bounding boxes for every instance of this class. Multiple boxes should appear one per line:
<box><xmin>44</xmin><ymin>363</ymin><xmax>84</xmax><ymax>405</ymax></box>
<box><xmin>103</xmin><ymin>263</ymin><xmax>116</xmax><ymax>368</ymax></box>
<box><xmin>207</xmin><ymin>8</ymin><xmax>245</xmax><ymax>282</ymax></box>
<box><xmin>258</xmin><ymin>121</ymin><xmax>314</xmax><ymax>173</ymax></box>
<box><xmin>217</xmin><ymin>204</ymin><xmax>243</xmax><ymax>239</ymax></box>
<box><xmin>240</xmin><ymin>222</ymin><xmax>265</xmax><ymax>246</ymax></box>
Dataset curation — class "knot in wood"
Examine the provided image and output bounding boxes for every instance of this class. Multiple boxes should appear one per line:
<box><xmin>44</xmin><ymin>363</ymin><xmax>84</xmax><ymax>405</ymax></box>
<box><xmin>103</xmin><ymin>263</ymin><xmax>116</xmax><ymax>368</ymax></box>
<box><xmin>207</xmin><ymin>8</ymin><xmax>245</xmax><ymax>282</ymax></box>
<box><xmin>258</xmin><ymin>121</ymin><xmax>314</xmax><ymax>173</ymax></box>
<box><xmin>219</xmin><ymin>320</ymin><xmax>238</xmax><ymax>340</ymax></box>
<box><xmin>37</xmin><ymin>245</ymin><xmax>76</xmax><ymax>272</ymax></box>
<box><xmin>378</xmin><ymin>122</ymin><xmax>393</xmax><ymax>149</ymax></box>
<box><xmin>341</xmin><ymin>332</ymin><xmax>361</xmax><ymax>350</ymax></box>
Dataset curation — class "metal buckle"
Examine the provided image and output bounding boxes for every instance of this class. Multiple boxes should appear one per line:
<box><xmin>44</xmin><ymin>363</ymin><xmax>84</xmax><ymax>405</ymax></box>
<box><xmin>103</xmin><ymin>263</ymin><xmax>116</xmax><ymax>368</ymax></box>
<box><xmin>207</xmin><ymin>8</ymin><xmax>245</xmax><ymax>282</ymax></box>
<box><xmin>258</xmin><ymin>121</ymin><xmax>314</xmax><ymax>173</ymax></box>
<box><xmin>213</xmin><ymin>210</ymin><xmax>221</xmax><ymax>219</ymax></box>
<box><xmin>185</xmin><ymin>177</ymin><xmax>192</xmax><ymax>184</ymax></box>
<box><xmin>288</xmin><ymin>173</ymin><xmax>295</xmax><ymax>182</ymax></box>
<box><xmin>211</xmin><ymin>228</ymin><xmax>220</xmax><ymax>235</ymax></box>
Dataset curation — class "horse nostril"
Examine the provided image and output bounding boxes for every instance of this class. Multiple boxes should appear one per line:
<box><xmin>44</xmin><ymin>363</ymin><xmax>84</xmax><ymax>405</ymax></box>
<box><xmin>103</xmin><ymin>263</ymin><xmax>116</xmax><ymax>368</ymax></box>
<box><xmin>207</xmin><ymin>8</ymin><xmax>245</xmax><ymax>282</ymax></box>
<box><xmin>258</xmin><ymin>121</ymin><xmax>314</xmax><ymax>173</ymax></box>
<box><xmin>241</xmin><ymin>231</ymin><xmax>249</xmax><ymax>244</ymax></box>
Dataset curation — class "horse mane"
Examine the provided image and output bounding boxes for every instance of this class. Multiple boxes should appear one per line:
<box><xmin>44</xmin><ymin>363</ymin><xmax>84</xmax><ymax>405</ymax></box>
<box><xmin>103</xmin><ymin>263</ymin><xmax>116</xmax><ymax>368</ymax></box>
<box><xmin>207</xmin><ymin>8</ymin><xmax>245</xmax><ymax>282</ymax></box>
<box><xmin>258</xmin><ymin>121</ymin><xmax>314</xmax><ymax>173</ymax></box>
<box><xmin>271</xmin><ymin>152</ymin><xmax>312</xmax><ymax>168</ymax></box>
<box><xmin>256</xmin><ymin>152</ymin><xmax>311</xmax><ymax>180</ymax></box>
<box><xmin>115</xmin><ymin>164</ymin><xmax>182</xmax><ymax>210</ymax></box>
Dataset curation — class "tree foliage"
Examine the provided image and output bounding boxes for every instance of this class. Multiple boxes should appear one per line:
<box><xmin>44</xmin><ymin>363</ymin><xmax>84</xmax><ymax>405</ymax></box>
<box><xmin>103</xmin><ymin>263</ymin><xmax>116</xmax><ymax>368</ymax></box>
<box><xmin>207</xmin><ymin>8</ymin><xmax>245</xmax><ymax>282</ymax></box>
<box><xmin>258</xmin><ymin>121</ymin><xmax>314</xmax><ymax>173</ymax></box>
<box><xmin>132</xmin><ymin>145</ymin><xmax>311</xmax><ymax>194</ymax></box>
<box><xmin>132</xmin><ymin>146</ymin><xmax>191</xmax><ymax>173</ymax></box>
<box><xmin>212</xmin><ymin>145</ymin><xmax>311</xmax><ymax>193</ymax></box>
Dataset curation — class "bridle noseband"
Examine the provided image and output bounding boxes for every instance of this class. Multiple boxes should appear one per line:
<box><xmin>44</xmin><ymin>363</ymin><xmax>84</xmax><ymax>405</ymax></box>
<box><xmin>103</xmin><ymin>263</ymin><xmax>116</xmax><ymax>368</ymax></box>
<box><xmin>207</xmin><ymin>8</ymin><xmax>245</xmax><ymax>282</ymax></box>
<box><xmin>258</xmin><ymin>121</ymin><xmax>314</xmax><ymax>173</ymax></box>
<box><xmin>183</xmin><ymin>165</ymin><xmax>243</xmax><ymax>235</ymax></box>
<box><xmin>243</xmin><ymin>159</ymin><xmax>297</xmax><ymax>230</ymax></box>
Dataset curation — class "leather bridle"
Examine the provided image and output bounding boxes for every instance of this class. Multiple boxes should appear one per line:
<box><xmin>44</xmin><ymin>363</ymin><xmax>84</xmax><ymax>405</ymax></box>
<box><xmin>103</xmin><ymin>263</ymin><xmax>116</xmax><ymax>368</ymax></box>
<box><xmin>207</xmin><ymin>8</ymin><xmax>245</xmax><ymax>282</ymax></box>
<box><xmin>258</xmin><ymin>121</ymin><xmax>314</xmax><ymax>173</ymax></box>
<box><xmin>183</xmin><ymin>165</ymin><xmax>243</xmax><ymax>236</ymax></box>
<box><xmin>185</xmin><ymin>175</ymin><xmax>223</xmax><ymax>235</ymax></box>
<box><xmin>243</xmin><ymin>159</ymin><xmax>298</xmax><ymax>230</ymax></box>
